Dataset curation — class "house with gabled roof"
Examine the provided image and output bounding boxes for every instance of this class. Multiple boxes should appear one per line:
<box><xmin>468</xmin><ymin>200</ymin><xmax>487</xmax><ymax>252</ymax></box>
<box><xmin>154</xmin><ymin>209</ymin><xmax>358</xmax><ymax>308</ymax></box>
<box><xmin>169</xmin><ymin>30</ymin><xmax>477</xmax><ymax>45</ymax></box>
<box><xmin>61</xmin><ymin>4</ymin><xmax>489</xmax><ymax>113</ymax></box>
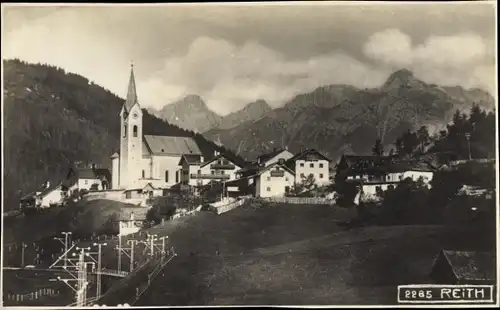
<box><xmin>255</xmin><ymin>161</ymin><xmax>296</xmax><ymax>197</ymax></box>
<box><xmin>179</xmin><ymin>151</ymin><xmax>244</xmax><ymax>188</ymax></box>
<box><xmin>66</xmin><ymin>164</ymin><xmax>111</xmax><ymax>191</ymax></box>
<box><xmin>285</xmin><ymin>148</ymin><xmax>332</xmax><ymax>187</ymax></box>
<box><xmin>19</xmin><ymin>181</ymin><xmax>67</xmax><ymax>210</ymax></box>
<box><xmin>253</xmin><ymin>147</ymin><xmax>294</xmax><ymax>167</ymax></box>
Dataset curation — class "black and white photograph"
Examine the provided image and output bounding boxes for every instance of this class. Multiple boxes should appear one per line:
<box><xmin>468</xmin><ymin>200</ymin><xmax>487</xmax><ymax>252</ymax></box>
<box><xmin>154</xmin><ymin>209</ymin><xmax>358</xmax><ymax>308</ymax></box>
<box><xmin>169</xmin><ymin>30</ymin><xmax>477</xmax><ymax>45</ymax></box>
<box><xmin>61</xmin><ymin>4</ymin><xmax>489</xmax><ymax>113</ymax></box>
<box><xmin>1</xmin><ymin>1</ymin><xmax>498</xmax><ymax>307</ymax></box>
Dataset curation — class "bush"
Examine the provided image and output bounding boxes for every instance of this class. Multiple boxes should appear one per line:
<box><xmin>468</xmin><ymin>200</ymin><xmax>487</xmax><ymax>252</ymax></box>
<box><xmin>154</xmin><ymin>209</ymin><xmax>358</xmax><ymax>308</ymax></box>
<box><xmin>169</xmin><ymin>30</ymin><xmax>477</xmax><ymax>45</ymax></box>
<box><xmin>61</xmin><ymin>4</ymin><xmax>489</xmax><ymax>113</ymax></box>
<box><xmin>146</xmin><ymin>207</ymin><xmax>162</xmax><ymax>226</ymax></box>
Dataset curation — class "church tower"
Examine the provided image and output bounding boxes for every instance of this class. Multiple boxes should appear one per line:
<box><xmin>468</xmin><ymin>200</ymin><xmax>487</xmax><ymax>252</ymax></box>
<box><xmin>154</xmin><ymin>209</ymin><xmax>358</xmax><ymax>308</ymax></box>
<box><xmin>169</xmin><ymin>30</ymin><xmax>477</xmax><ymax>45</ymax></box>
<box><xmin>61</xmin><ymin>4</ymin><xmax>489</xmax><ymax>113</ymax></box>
<box><xmin>119</xmin><ymin>63</ymin><xmax>143</xmax><ymax>189</ymax></box>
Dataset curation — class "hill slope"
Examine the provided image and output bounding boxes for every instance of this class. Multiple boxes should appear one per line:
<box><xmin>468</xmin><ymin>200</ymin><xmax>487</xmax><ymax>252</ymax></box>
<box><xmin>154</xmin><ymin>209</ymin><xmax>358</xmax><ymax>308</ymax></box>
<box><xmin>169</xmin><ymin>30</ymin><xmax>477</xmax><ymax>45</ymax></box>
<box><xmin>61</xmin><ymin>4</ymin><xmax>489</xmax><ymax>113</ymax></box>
<box><xmin>204</xmin><ymin>69</ymin><xmax>495</xmax><ymax>161</ymax></box>
<box><xmin>2</xmin><ymin>59</ymin><xmax>243</xmax><ymax>211</ymax></box>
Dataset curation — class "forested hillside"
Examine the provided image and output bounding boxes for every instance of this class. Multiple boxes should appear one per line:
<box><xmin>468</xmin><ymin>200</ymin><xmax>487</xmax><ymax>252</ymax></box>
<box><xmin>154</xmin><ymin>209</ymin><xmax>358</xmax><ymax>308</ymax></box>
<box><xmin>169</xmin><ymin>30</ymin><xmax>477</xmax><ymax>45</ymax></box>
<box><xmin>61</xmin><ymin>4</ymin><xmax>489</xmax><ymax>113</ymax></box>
<box><xmin>2</xmin><ymin>59</ymin><xmax>242</xmax><ymax>211</ymax></box>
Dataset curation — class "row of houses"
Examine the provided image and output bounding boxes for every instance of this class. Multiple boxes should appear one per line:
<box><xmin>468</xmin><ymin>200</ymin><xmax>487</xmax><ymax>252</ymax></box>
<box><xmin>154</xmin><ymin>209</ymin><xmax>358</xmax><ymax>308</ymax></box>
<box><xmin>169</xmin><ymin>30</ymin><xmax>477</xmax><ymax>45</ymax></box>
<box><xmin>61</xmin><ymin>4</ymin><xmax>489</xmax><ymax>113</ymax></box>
<box><xmin>19</xmin><ymin>164</ymin><xmax>112</xmax><ymax>210</ymax></box>
<box><xmin>20</xmin><ymin>149</ymin><xmax>441</xmax><ymax>211</ymax></box>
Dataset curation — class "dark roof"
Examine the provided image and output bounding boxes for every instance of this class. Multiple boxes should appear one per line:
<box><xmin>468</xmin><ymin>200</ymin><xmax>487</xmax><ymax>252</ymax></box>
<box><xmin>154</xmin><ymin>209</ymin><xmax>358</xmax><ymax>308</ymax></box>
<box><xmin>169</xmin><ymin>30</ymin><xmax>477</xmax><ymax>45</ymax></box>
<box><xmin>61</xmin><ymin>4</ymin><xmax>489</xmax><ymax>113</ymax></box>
<box><xmin>200</xmin><ymin>153</ymin><xmax>245</xmax><ymax>168</ymax></box>
<box><xmin>236</xmin><ymin>164</ymin><xmax>259</xmax><ymax>174</ymax></box>
<box><xmin>284</xmin><ymin>148</ymin><xmax>331</xmax><ymax>171</ymax></box>
<box><xmin>339</xmin><ymin>154</ymin><xmax>396</xmax><ymax>167</ymax></box>
<box><xmin>21</xmin><ymin>182</ymin><xmax>64</xmax><ymax>201</ymax></box>
<box><xmin>70</xmin><ymin>168</ymin><xmax>111</xmax><ymax>182</ymax></box>
<box><xmin>257</xmin><ymin>161</ymin><xmax>295</xmax><ymax>176</ymax></box>
<box><xmin>439</xmin><ymin>250</ymin><xmax>495</xmax><ymax>281</ymax></box>
<box><xmin>179</xmin><ymin>154</ymin><xmax>203</xmax><ymax>165</ymax></box>
<box><xmin>143</xmin><ymin>135</ymin><xmax>202</xmax><ymax>156</ymax></box>
<box><xmin>255</xmin><ymin>148</ymin><xmax>288</xmax><ymax>164</ymax></box>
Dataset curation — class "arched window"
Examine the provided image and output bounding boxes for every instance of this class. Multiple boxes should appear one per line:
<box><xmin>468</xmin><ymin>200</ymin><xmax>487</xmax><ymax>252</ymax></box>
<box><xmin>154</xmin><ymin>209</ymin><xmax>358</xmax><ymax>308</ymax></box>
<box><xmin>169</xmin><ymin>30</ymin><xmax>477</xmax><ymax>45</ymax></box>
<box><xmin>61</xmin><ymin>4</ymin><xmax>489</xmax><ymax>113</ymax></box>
<box><xmin>165</xmin><ymin>170</ymin><xmax>169</xmax><ymax>183</ymax></box>
<box><xmin>133</xmin><ymin>125</ymin><xmax>138</xmax><ymax>137</ymax></box>
<box><xmin>142</xmin><ymin>170</ymin><xmax>145</xmax><ymax>179</ymax></box>
<box><xmin>123</xmin><ymin>125</ymin><xmax>127</xmax><ymax>138</ymax></box>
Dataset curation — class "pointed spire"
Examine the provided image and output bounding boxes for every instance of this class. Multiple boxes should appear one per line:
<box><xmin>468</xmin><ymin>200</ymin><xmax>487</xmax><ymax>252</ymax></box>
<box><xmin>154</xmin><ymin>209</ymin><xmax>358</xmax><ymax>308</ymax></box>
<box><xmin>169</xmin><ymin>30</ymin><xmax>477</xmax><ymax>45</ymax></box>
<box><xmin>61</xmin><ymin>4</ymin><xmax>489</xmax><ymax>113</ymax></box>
<box><xmin>124</xmin><ymin>61</ymin><xmax>139</xmax><ymax>113</ymax></box>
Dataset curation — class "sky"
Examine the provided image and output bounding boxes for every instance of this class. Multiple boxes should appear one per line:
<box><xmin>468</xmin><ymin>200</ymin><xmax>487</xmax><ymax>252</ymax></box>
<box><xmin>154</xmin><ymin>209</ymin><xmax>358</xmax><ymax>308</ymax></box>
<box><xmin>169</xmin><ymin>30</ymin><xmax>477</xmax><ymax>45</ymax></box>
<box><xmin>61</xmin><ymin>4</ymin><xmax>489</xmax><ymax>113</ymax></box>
<box><xmin>2</xmin><ymin>2</ymin><xmax>496</xmax><ymax>116</ymax></box>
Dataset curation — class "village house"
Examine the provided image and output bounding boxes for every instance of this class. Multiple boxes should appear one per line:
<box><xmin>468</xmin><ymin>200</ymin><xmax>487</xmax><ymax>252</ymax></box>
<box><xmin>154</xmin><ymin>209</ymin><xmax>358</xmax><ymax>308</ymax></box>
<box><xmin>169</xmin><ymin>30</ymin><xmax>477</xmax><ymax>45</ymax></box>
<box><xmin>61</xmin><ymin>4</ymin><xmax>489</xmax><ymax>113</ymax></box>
<box><xmin>255</xmin><ymin>160</ymin><xmax>296</xmax><ymax>197</ymax></box>
<box><xmin>254</xmin><ymin>147</ymin><xmax>294</xmax><ymax>167</ymax></box>
<box><xmin>179</xmin><ymin>151</ymin><xmax>244</xmax><ymax>187</ymax></box>
<box><xmin>66</xmin><ymin>164</ymin><xmax>112</xmax><ymax>192</ymax></box>
<box><xmin>337</xmin><ymin>154</ymin><xmax>436</xmax><ymax>198</ymax></box>
<box><xmin>285</xmin><ymin>148</ymin><xmax>332</xmax><ymax>187</ymax></box>
<box><xmin>111</xmin><ymin>64</ymin><xmax>206</xmax><ymax>191</ymax></box>
<box><xmin>19</xmin><ymin>181</ymin><xmax>67</xmax><ymax>210</ymax></box>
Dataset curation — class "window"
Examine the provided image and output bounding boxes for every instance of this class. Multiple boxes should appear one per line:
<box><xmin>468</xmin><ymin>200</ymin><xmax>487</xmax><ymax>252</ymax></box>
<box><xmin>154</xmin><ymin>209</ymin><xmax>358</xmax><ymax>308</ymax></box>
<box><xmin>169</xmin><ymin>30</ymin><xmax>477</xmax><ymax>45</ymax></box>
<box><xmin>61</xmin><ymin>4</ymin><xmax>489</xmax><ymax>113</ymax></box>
<box><xmin>176</xmin><ymin>171</ymin><xmax>179</xmax><ymax>183</ymax></box>
<box><xmin>142</xmin><ymin>170</ymin><xmax>145</xmax><ymax>178</ymax></box>
<box><xmin>123</xmin><ymin>125</ymin><xmax>127</xmax><ymax>138</ymax></box>
<box><xmin>300</xmin><ymin>162</ymin><xmax>304</xmax><ymax>167</ymax></box>
<box><xmin>285</xmin><ymin>177</ymin><xmax>289</xmax><ymax>181</ymax></box>
<box><xmin>319</xmin><ymin>163</ymin><xmax>324</xmax><ymax>168</ymax></box>
<box><xmin>399</xmin><ymin>175</ymin><xmax>403</xmax><ymax>180</ymax></box>
<box><xmin>310</xmin><ymin>163</ymin><xmax>314</xmax><ymax>168</ymax></box>
<box><xmin>267</xmin><ymin>177</ymin><xmax>271</xmax><ymax>181</ymax></box>
<box><xmin>133</xmin><ymin>125</ymin><xmax>138</xmax><ymax>137</ymax></box>
<box><xmin>319</xmin><ymin>173</ymin><xmax>324</xmax><ymax>179</ymax></box>
<box><xmin>165</xmin><ymin>170</ymin><xmax>169</xmax><ymax>183</ymax></box>
<box><xmin>84</xmin><ymin>180</ymin><xmax>88</xmax><ymax>185</ymax></box>
<box><xmin>211</xmin><ymin>170</ymin><xmax>215</xmax><ymax>175</ymax></box>
<box><xmin>266</xmin><ymin>187</ymin><xmax>271</xmax><ymax>192</ymax></box>
<box><xmin>197</xmin><ymin>169</ymin><xmax>201</xmax><ymax>175</ymax></box>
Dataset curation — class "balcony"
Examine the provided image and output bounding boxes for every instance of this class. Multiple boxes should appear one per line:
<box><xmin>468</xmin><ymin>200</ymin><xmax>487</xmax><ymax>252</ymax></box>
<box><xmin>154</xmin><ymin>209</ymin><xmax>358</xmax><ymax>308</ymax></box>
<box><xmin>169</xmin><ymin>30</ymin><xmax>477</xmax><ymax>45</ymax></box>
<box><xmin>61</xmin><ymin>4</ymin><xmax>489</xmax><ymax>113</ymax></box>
<box><xmin>190</xmin><ymin>173</ymin><xmax>230</xmax><ymax>180</ymax></box>
<box><xmin>210</xmin><ymin>163</ymin><xmax>236</xmax><ymax>170</ymax></box>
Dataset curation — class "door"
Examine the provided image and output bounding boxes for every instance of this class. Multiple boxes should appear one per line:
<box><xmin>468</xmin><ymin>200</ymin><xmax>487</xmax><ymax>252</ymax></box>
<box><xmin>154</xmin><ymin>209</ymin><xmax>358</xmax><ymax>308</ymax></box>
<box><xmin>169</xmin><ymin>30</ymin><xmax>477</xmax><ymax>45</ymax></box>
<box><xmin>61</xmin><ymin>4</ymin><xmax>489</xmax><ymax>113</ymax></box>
<box><xmin>126</xmin><ymin>191</ymin><xmax>132</xmax><ymax>199</ymax></box>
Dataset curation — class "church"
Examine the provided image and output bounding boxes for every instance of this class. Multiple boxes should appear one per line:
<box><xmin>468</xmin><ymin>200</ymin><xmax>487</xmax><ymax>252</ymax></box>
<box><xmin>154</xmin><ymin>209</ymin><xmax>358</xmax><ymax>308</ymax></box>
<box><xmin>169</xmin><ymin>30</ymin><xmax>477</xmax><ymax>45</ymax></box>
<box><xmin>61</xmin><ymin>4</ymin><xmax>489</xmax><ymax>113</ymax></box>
<box><xmin>110</xmin><ymin>64</ymin><xmax>204</xmax><ymax>190</ymax></box>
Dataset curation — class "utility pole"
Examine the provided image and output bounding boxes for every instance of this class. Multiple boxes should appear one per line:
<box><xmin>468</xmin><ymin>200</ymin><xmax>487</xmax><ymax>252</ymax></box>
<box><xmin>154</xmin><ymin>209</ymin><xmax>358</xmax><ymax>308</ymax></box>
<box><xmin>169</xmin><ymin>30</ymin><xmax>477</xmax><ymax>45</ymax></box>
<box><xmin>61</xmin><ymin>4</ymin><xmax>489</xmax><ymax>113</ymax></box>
<box><xmin>90</xmin><ymin>242</ymin><xmax>107</xmax><ymax>299</ymax></box>
<box><xmin>465</xmin><ymin>133</ymin><xmax>472</xmax><ymax>160</ymax></box>
<box><xmin>117</xmin><ymin>235</ymin><xmax>122</xmax><ymax>272</ymax></box>
<box><xmin>21</xmin><ymin>242</ymin><xmax>27</xmax><ymax>268</ymax></box>
<box><xmin>116</xmin><ymin>236</ymin><xmax>138</xmax><ymax>273</ymax></box>
<box><xmin>54</xmin><ymin>232</ymin><xmax>72</xmax><ymax>269</ymax></box>
<box><xmin>73</xmin><ymin>246</ymin><xmax>92</xmax><ymax>307</ymax></box>
<box><xmin>128</xmin><ymin>240</ymin><xmax>136</xmax><ymax>272</ymax></box>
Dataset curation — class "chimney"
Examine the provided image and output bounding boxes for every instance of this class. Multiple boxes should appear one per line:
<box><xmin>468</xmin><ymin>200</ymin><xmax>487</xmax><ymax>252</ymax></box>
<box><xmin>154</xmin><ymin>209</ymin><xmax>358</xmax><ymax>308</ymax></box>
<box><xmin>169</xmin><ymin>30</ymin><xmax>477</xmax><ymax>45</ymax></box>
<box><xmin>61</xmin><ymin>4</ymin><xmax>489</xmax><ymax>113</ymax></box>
<box><xmin>200</xmin><ymin>155</ymin><xmax>204</xmax><ymax>163</ymax></box>
<box><xmin>284</xmin><ymin>145</ymin><xmax>288</xmax><ymax>151</ymax></box>
<box><xmin>46</xmin><ymin>181</ymin><xmax>50</xmax><ymax>188</ymax></box>
<box><xmin>91</xmin><ymin>163</ymin><xmax>96</xmax><ymax>170</ymax></box>
<box><xmin>214</xmin><ymin>149</ymin><xmax>219</xmax><ymax>157</ymax></box>
<box><xmin>273</xmin><ymin>147</ymin><xmax>277</xmax><ymax>152</ymax></box>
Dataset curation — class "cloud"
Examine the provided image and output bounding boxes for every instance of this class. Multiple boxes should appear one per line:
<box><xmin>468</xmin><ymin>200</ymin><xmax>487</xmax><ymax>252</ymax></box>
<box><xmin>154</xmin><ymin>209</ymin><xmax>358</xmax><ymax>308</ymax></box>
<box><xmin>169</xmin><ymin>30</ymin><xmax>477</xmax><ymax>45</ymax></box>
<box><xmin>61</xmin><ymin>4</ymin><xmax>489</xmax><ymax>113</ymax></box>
<box><xmin>3</xmin><ymin>7</ymin><xmax>495</xmax><ymax>116</ymax></box>
<box><xmin>363</xmin><ymin>29</ymin><xmax>495</xmax><ymax>93</ymax></box>
<box><xmin>138</xmin><ymin>37</ymin><xmax>389</xmax><ymax>115</ymax></box>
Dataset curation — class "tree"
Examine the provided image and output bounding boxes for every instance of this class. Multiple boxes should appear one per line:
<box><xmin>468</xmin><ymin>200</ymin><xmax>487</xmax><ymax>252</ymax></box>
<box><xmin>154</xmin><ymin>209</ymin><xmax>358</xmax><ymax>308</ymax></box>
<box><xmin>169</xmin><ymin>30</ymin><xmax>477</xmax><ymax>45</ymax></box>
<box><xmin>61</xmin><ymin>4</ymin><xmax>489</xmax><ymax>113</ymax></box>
<box><xmin>416</xmin><ymin>126</ymin><xmax>431</xmax><ymax>153</ymax></box>
<box><xmin>372</xmin><ymin>139</ymin><xmax>384</xmax><ymax>156</ymax></box>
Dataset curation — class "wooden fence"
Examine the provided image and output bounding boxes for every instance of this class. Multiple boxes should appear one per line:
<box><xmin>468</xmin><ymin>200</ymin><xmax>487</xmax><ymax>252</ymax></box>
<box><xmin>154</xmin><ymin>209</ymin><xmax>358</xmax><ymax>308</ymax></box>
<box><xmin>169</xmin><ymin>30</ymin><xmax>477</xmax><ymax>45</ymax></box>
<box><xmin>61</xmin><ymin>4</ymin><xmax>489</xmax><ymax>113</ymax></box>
<box><xmin>215</xmin><ymin>198</ymin><xmax>247</xmax><ymax>215</ymax></box>
<box><xmin>5</xmin><ymin>288</ymin><xmax>60</xmax><ymax>302</ymax></box>
<box><xmin>263</xmin><ymin>196</ymin><xmax>336</xmax><ymax>205</ymax></box>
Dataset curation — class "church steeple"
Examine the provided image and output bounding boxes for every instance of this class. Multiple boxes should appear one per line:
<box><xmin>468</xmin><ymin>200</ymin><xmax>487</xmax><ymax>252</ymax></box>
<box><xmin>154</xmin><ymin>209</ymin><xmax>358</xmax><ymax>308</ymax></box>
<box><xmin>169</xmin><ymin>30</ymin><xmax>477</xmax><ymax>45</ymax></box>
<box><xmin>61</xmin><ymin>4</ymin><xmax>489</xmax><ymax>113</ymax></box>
<box><xmin>124</xmin><ymin>62</ymin><xmax>139</xmax><ymax>113</ymax></box>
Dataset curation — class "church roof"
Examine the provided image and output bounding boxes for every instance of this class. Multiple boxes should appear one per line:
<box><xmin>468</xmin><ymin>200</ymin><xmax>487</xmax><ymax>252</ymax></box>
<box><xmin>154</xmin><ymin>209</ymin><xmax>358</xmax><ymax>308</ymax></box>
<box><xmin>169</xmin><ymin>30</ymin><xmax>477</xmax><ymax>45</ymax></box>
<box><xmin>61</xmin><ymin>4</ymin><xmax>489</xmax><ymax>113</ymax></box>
<box><xmin>143</xmin><ymin>135</ymin><xmax>202</xmax><ymax>156</ymax></box>
<box><xmin>123</xmin><ymin>64</ymin><xmax>139</xmax><ymax>114</ymax></box>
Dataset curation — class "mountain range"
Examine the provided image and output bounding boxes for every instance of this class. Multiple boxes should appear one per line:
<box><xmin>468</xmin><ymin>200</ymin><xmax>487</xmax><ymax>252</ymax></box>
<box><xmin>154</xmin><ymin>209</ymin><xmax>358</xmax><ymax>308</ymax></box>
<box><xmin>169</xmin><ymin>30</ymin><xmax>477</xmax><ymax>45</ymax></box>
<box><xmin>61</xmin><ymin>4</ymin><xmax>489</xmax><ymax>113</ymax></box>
<box><xmin>3</xmin><ymin>60</ymin><xmax>495</xmax><ymax>210</ymax></box>
<box><xmin>150</xmin><ymin>96</ymin><xmax>272</xmax><ymax>133</ymax></box>
<box><xmin>203</xmin><ymin>68</ymin><xmax>495</xmax><ymax>161</ymax></box>
<box><xmin>2</xmin><ymin>59</ymin><xmax>244</xmax><ymax>211</ymax></box>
